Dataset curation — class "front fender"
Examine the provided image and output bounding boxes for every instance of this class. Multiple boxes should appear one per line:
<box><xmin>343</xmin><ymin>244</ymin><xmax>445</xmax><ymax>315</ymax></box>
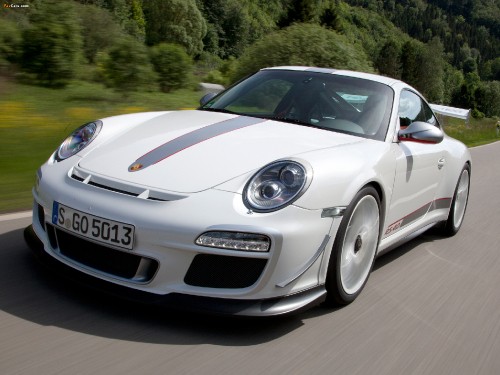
<box><xmin>294</xmin><ymin>141</ymin><xmax>396</xmax><ymax>212</ymax></box>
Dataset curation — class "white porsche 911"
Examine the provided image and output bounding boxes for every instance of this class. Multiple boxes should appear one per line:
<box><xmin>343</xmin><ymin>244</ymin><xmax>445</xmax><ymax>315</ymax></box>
<box><xmin>25</xmin><ymin>67</ymin><xmax>471</xmax><ymax>316</ymax></box>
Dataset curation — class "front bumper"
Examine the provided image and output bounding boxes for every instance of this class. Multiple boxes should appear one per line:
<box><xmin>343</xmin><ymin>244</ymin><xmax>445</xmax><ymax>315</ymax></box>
<box><xmin>25</xmin><ymin>225</ymin><xmax>327</xmax><ymax>316</ymax></box>
<box><xmin>30</xmin><ymin>160</ymin><xmax>341</xmax><ymax>315</ymax></box>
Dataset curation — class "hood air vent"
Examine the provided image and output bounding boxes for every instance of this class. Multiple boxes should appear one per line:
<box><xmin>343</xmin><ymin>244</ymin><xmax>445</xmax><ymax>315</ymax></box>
<box><xmin>70</xmin><ymin>166</ymin><xmax>187</xmax><ymax>202</ymax></box>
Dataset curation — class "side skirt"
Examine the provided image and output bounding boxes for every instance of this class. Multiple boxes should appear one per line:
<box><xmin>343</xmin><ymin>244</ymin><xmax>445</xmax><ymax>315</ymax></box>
<box><xmin>377</xmin><ymin>222</ymin><xmax>438</xmax><ymax>257</ymax></box>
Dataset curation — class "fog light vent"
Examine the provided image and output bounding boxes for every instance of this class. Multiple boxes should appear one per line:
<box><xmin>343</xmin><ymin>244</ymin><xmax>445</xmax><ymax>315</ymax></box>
<box><xmin>195</xmin><ymin>231</ymin><xmax>270</xmax><ymax>252</ymax></box>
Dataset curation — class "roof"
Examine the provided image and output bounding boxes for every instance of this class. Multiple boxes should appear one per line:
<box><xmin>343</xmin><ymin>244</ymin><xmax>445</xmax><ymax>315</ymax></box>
<box><xmin>263</xmin><ymin>66</ymin><xmax>401</xmax><ymax>87</ymax></box>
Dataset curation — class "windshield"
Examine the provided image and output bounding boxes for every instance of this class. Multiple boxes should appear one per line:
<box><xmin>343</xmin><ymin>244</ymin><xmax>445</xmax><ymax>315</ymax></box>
<box><xmin>199</xmin><ymin>69</ymin><xmax>394</xmax><ymax>141</ymax></box>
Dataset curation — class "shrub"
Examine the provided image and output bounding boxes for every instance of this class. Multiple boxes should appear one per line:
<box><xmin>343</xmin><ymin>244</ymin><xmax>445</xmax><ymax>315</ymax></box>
<box><xmin>143</xmin><ymin>0</ymin><xmax>206</xmax><ymax>55</ymax></box>
<box><xmin>149</xmin><ymin>43</ymin><xmax>192</xmax><ymax>92</ymax></box>
<box><xmin>21</xmin><ymin>0</ymin><xmax>82</xmax><ymax>87</ymax></box>
<box><xmin>77</xmin><ymin>4</ymin><xmax>123</xmax><ymax>64</ymax></box>
<box><xmin>99</xmin><ymin>37</ymin><xmax>158</xmax><ymax>92</ymax></box>
<box><xmin>0</xmin><ymin>19</ymin><xmax>22</xmax><ymax>69</ymax></box>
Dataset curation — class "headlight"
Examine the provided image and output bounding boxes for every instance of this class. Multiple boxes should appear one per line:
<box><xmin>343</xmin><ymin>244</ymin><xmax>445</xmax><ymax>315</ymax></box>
<box><xmin>244</xmin><ymin>160</ymin><xmax>311</xmax><ymax>212</ymax></box>
<box><xmin>55</xmin><ymin>120</ymin><xmax>102</xmax><ymax>161</ymax></box>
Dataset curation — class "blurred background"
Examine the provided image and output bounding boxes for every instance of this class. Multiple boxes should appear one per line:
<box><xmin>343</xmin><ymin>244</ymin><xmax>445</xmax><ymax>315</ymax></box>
<box><xmin>1</xmin><ymin>0</ymin><xmax>499</xmax><ymax>213</ymax></box>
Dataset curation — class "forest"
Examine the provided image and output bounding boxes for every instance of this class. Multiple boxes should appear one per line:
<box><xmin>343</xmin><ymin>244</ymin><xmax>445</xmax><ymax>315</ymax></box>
<box><xmin>1</xmin><ymin>0</ymin><xmax>499</xmax><ymax>118</ymax></box>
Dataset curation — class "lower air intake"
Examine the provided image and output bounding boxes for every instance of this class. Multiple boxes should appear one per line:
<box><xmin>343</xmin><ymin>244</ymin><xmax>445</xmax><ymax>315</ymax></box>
<box><xmin>184</xmin><ymin>254</ymin><xmax>267</xmax><ymax>289</ymax></box>
<box><xmin>46</xmin><ymin>224</ymin><xmax>158</xmax><ymax>282</ymax></box>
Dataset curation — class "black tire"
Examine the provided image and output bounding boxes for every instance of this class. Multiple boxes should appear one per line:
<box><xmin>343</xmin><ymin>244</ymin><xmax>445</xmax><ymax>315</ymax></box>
<box><xmin>325</xmin><ymin>186</ymin><xmax>381</xmax><ymax>306</ymax></box>
<box><xmin>440</xmin><ymin>164</ymin><xmax>471</xmax><ymax>237</ymax></box>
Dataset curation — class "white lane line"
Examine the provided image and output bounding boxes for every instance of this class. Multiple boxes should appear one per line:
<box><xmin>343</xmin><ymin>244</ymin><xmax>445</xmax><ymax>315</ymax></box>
<box><xmin>471</xmin><ymin>140</ymin><xmax>500</xmax><ymax>149</ymax></box>
<box><xmin>0</xmin><ymin>211</ymin><xmax>32</xmax><ymax>222</ymax></box>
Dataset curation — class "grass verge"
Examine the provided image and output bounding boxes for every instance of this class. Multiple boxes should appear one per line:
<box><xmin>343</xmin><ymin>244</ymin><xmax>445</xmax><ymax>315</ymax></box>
<box><xmin>441</xmin><ymin>116</ymin><xmax>499</xmax><ymax>148</ymax></box>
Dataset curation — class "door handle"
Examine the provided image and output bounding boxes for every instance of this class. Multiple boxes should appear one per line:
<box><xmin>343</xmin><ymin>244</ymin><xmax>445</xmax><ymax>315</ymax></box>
<box><xmin>438</xmin><ymin>158</ymin><xmax>445</xmax><ymax>170</ymax></box>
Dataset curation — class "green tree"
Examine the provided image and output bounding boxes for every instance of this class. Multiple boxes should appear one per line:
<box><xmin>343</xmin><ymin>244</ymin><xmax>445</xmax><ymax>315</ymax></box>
<box><xmin>232</xmin><ymin>23</ymin><xmax>374</xmax><ymax>82</ymax></box>
<box><xmin>0</xmin><ymin>19</ymin><xmax>22</xmax><ymax>69</ymax></box>
<box><xmin>400</xmin><ymin>38</ymin><xmax>446</xmax><ymax>101</ymax></box>
<box><xmin>21</xmin><ymin>0</ymin><xmax>83</xmax><ymax>87</ymax></box>
<box><xmin>77</xmin><ymin>0</ymin><xmax>145</xmax><ymax>41</ymax></box>
<box><xmin>99</xmin><ymin>36</ymin><xmax>157</xmax><ymax>92</ymax></box>
<box><xmin>150</xmin><ymin>43</ymin><xmax>193</xmax><ymax>92</ymax></box>
<box><xmin>197</xmin><ymin>0</ymin><xmax>247</xmax><ymax>58</ymax></box>
<box><xmin>320</xmin><ymin>0</ymin><xmax>343</xmax><ymax>31</ymax></box>
<box><xmin>77</xmin><ymin>4</ymin><xmax>123</xmax><ymax>63</ymax></box>
<box><xmin>208</xmin><ymin>1</ymin><xmax>250</xmax><ymax>58</ymax></box>
<box><xmin>489</xmin><ymin>57</ymin><xmax>500</xmax><ymax>81</ymax></box>
<box><xmin>376</xmin><ymin>39</ymin><xmax>402</xmax><ymax>78</ymax></box>
<box><xmin>400</xmin><ymin>39</ymin><xmax>423</xmax><ymax>87</ymax></box>
<box><xmin>339</xmin><ymin>3</ymin><xmax>409</xmax><ymax>63</ymax></box>
<box><xmin>345</xmin><ymin>0</ymin><xmax>500</xmax><ymax>75</ymax></box>
<box><xmin>418</xmin><ymin>37</ymin><xmax>445</xmax><ymax>102</ymax></box>
<box><xmin>197</xmin><ymin>0</ymin><xmax>278</xmax><ymax>59</ymax></box>
<box><xmin>278</xmin><ymin>0</ymin><xmax>324</xmax><ymax>26</ymax></box>
<box><xmin>476</xmin><ymin>81</ymin><xmax>500</xmax><ymax>118</ymax></box>
<box><xmin>143</xmin><ymin>0</ymin><xmax>206</xmax><ymax>55</ymax></box>
<box><xmin>125</xmin><ymin>0</ymin><xmax>146</xmax><ymax>41</ymax></box>
<box><xmin>443</xmin><ymin>63</ymin><xmax>464</xmax><ymax>104</ymax></box>
<box><xmin>454</xmin><ymin>72</ymin><xmax>482</xmax><ymax>116</ymax></box>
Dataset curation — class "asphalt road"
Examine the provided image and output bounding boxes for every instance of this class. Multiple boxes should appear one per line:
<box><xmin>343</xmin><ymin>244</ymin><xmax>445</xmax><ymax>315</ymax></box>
<box><xmin>1</xmin><ymin>142</ymin><xmax>499</xmax><ymax>375</ymax></box>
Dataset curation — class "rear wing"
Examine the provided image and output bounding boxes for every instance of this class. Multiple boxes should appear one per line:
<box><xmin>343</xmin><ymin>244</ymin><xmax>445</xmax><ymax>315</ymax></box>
<box><xmin>430</xmin><ymin>104</ymin><xmax>470</xmax><ymax>121</ymax></box>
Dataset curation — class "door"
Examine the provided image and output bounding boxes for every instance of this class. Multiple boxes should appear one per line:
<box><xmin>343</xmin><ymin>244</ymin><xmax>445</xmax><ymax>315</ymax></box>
<box><xmin>384</xmin><ymin>90</ymin><xmax>446</xmax><ymax>238</ymax></box>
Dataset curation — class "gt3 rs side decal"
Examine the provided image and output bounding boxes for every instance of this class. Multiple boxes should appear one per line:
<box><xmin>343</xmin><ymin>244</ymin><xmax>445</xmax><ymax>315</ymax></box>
<box><xmin>383</xmin><ymin>198</ymin><xmax>452</xmax><ymax>237</ymax></box>
<box><xmin>129</xmin><ymin>116</ymin><xmax>266</xmax><ymax>172</ymax></box>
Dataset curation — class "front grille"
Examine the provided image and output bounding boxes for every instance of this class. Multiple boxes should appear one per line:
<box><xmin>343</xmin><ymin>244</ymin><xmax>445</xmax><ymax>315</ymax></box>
<box><xmin>46</xmin><ymin>224</ymin><xmax>158</xmax><ymax>283</ymax></box>
<box><xmin>184</xmin><ymin>254</ymin><xmax>267</xmax><ymax>289</ymax></box>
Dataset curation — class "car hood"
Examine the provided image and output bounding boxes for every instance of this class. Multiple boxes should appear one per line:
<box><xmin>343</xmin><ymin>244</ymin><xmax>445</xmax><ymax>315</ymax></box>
<box><xmin>78</xmin><ymin>110</ymin><xmax>364</xmax><ymax>193</ymax></box>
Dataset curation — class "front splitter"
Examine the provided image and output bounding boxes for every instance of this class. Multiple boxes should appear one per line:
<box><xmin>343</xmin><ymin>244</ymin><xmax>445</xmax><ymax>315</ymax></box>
<box><xmin>24</xmin><ymin>225</ymin><xmax>327</xmax><ymax>317</ymax></box>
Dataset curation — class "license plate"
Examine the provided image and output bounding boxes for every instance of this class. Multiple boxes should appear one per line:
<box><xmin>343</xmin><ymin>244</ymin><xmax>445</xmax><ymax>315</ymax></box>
<box><xmin>52</xmin><ymin>202</ymin><xmax>135</xmax><ymax>250</ymax></box>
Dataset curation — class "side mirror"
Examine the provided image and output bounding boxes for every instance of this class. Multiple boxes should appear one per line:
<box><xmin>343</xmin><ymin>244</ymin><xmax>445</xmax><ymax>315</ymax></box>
<box><xmin>398</xmin><ymin>121</ymin><xmax>444</xmax><ymax>144</ymax></box>
<box><xmin>199</xmin><ymin>92</ymin><xmax>218</xmax><ymax>106</ymax></box>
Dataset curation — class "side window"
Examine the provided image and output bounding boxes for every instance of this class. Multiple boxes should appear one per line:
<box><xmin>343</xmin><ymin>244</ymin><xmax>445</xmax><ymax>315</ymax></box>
<box><xmin>398</xmin><ymin>90</ymin><xmax>439</xmax><ymax>128</ymax></box>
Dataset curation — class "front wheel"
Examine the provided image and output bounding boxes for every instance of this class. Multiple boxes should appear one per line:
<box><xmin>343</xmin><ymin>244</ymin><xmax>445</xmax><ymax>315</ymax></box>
<box><xmin>440</xmin><ymin>164</ymin><xmax>470</xmax><ymax>236</ymax></box>
<box><xmin>325</xmin><ymin>186</ymin><xmax>381</xmax><ymax>305</ymax></box>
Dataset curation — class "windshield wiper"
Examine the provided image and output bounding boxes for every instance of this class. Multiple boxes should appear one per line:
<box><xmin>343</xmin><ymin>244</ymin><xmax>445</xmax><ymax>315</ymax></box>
<box><xmin>198</xmin><ymin>107</ymin><xmax>239</xmax><ymax>115</ymax></box>
<box><xmin>197</xmin><ymin>110</ymin><xmax>324</xmax><ymax>130</ymax></box>
<box><xmin>268</xmin><ymin>116</ymin><xmax>324</xmax><ymax>129</ymax></box>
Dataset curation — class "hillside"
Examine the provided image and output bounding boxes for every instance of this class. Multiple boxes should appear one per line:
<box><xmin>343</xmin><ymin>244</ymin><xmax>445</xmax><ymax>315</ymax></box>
<box><xmin>1</xmin><ymin>0</ymin><xmax>499</xmax><ymax>117</ymax></box>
